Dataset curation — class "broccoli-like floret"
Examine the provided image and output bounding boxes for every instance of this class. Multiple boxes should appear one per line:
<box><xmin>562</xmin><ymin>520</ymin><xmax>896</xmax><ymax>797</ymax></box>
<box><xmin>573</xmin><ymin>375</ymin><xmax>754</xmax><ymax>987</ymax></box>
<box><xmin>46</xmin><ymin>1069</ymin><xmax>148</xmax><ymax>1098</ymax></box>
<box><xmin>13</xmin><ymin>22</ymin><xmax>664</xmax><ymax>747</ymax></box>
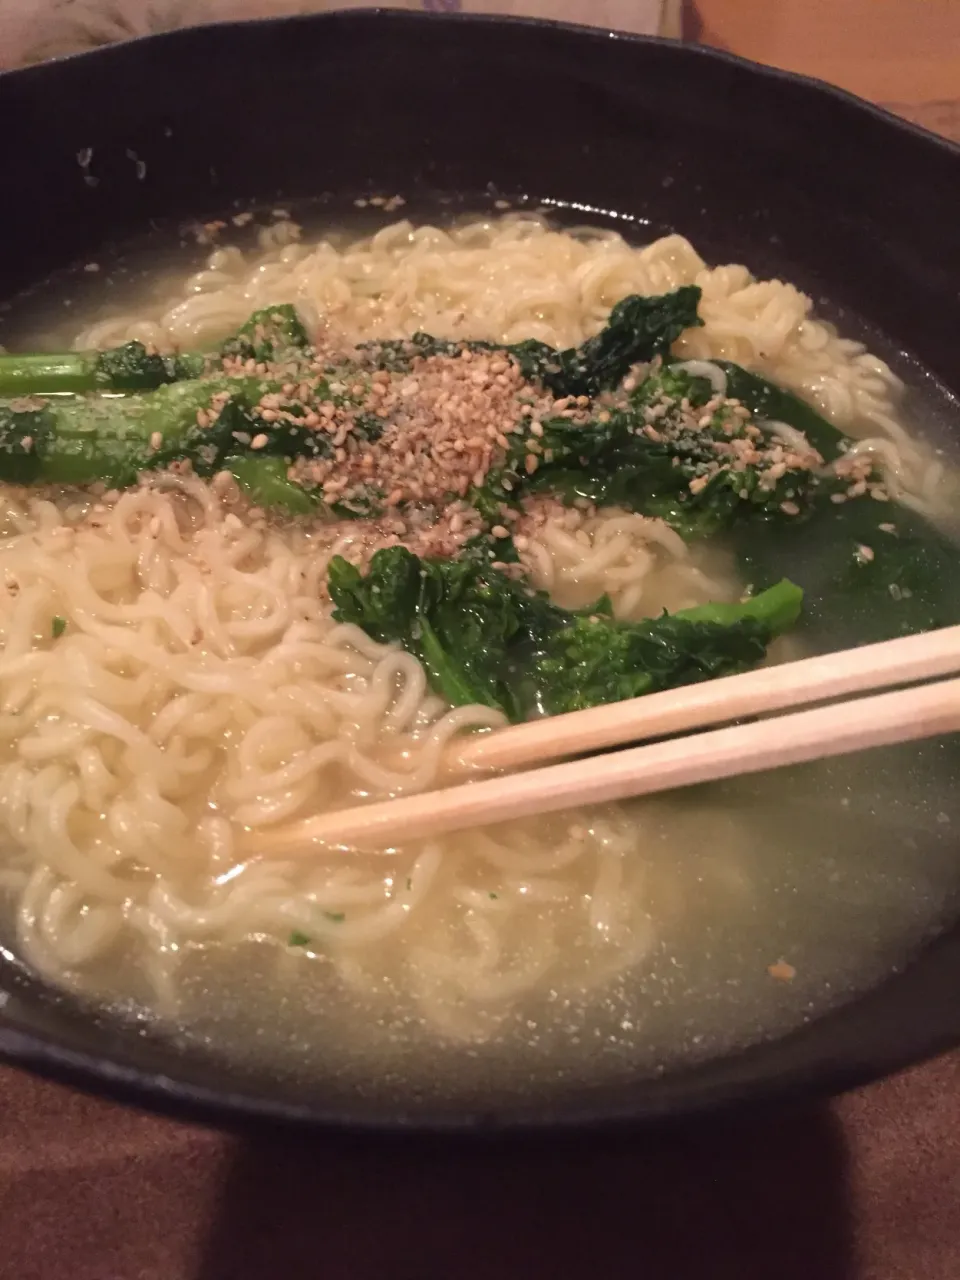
<box><xmin>328</xmin><ymin>545</ymin><xmax>802</xmax><ymax>722</ymax></box>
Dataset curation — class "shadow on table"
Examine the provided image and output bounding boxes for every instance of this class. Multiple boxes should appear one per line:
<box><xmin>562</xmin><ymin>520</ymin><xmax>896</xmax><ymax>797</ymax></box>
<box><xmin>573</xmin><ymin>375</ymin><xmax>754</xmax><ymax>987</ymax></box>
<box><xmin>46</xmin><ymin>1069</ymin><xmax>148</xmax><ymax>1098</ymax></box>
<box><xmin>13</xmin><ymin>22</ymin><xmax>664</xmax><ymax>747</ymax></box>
<box><xmin>195</xmin><ymin>1103</ymin><xmax>855</xmax><ymax>1280</ymax></box>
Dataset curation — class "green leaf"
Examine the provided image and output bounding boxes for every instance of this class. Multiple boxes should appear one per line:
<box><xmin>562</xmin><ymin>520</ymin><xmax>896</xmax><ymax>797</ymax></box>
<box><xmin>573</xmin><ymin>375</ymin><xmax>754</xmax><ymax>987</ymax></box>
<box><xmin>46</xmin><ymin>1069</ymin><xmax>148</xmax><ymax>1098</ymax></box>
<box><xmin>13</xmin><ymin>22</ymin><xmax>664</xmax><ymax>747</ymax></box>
<box><xmin>715</xmin><ymin>361</ymin><xmax>846</xmax><ymax>461</ymax></box>
<box><xmin>227</xmin><ymin>455</ymin><xmax>319</xmax><ymax>514</ymax></box>
<box><xmin>221</xmin><ymin>304</ymin><xmax>310</xmax><ymax>363</ymax></box>
<box><xmin>328</xmin><ymin>547</ymin><xmax>802</xmax><ymax>723</ymax></box>
<box><xmin>362</xmin><ymin>287</ymin><xmax>703</xmax><ymax>398</ymax></box>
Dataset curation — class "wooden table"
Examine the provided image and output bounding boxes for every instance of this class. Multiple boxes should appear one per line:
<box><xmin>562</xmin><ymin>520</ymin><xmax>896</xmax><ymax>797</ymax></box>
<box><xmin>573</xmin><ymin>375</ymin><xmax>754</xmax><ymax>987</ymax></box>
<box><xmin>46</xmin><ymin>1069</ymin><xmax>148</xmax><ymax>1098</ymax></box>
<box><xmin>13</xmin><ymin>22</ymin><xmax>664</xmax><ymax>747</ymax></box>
<box><xmin>693</xmin><ymin>0</ymin><xmax>960</xmax><ymax>141</ymax></box>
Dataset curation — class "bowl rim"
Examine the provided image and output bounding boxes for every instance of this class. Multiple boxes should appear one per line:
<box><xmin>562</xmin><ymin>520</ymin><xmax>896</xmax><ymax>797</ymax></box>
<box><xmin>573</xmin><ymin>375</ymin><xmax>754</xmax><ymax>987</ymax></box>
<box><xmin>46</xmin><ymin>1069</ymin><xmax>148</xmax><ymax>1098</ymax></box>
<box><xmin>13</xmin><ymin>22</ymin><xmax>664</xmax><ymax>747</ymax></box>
<box><xmin>1</xmin><ymin>5</ymin><xmax>959</xmax><ymax>1136</ymax></box>
<box><xmin>4</xmin><ymin>5</ymin><xmax>959</xmax><ymax>161</ymax></box>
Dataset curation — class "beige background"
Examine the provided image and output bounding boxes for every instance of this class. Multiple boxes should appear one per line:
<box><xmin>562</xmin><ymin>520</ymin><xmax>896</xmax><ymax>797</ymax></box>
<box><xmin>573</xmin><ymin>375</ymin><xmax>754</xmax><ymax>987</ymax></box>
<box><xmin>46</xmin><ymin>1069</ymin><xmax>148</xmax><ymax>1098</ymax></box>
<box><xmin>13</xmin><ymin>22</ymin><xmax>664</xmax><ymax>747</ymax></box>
<box><xmin>0</xmin><ymin>0</ymin><xmax>673</xmax><ymax>68</ymax></box>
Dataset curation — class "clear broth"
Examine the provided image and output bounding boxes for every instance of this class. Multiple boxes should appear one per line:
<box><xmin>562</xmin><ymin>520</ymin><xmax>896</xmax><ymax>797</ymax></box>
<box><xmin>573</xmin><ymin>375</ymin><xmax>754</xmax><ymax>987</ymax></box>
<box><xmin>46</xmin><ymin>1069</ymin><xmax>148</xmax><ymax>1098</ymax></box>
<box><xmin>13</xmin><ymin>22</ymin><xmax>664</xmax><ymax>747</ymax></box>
<box><xmin>1</xmin><ymin>201</ymin><xmax>958</xmax><ymax>1111</ymax></box>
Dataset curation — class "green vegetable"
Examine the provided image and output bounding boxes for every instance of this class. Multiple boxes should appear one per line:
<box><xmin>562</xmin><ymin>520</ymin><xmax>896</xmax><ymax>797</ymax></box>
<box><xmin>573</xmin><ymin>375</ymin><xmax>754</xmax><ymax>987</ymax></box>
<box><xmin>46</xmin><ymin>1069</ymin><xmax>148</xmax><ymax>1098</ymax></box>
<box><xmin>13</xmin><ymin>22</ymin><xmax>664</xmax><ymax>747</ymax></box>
<box><xmin>716</xmin><ymin>362</ymin><xmax>846</xmax><ymax>462</ymax></box>
<box><xmin>0</xmin><ymin>400</ymin><xmax>55</xmax><ymax>484</ymax></box>
<box><xmin>0</xmin><ymin>343</ymin><xmax>206</xmax><ymax>398</ymax></box>
<box><xmin>514</xmin><ymin>287</ymin><xmax>704</xmax><ymax>398</ymax></box>
<box><xmin>328</xmin><ymin>545</ymin><xmax>802</xmax><ymax>722</ymax></box>
<box><xmin>324</xmin><ymin>911</ymin><xmax>345</xmax><ymax>923</ymax></box>
<box><xmin>530</xmin><ymin>579</ymin><xmax>803</xmax><ymax>716</ymax></box>
<box><xmin>330</xmin><ymin>546</ymin><xmax>524</xmax><ymax>716</ymax></box>
<box><xmin>474</xmin><ymin>363</ymin><xmax>821</xmax><ymax>540</ymax></box>
<box><xmin>0</xmin><ymin>368</ymin><xmax>340</xmax><ymax>490</ymax></box>
<box><xmin>51</xmin><ymin>615</ymin><xmax>66</xmax><ymax>638</ymax></box>
<box><xmin>227</xmin><ymin>456</ymin><xmax>319</xmax><ymax>514</ymax></box>
<box><xmin>673</xmin><ymin>578</ymin><xmax>805</xmax><ymax>630</ymax></box>
<box><xmin>288</xmin><ymin>930</ymin><xmax>311</xmax><ymax>947</ymax></box>
<box><xmin>363</xmin><ymin>286</ymin><xmax>703</xmax><ymax>398</ymax></box>
<box><xmin>0</xmin><ymin>304</ymin><xmax>309</xmax><ymax>400</ymax></box>
<box><xmin>0</xmin><ymin>376</ymin><xmax>271</xmax><ymax>487</ymax></box>
<box><xmin>0</xmin><ymin>381</ymin><xmax>214</xmax><ymax>487</ymax></box>
<box><xmin>219</xmin><ymin>304</ymin><xmax>311</xmax><ymax>364</ymax></box>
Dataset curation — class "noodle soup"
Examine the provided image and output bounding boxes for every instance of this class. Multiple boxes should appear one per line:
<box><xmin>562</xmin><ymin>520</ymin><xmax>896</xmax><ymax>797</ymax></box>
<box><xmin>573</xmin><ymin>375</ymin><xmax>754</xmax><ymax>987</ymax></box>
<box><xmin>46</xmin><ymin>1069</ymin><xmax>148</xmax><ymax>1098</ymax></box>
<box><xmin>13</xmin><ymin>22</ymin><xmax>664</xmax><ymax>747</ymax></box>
<box><xmin>0</xmin><ymin>209</ymin><xmax>957</xmax><ymax>1104</ymax></box>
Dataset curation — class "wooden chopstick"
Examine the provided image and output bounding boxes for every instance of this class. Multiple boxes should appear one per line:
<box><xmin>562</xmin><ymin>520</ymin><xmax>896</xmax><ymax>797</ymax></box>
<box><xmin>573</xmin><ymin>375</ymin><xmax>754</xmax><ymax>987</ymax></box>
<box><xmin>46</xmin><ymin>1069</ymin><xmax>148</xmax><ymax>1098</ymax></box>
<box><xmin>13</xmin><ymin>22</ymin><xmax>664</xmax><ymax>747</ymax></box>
<box><xmin>449</xmin><ymin>622</ymin><xmax>960</xmax><ymax>775</ymax></box>
<box><xmin>251</xmin><ymin>666</ymin><xmax>960</xmax><ymax>855</ymax></box>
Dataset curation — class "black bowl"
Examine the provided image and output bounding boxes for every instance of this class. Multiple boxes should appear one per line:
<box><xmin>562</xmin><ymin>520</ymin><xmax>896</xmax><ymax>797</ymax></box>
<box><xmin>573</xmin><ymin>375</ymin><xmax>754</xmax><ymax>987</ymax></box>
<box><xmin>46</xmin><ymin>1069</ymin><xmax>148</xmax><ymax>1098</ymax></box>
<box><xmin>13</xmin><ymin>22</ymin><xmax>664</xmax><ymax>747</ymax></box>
<box><xmin>0</xmin><ymin>9</ymin><xmax>958</xmax><ymax>1135</ymax></box>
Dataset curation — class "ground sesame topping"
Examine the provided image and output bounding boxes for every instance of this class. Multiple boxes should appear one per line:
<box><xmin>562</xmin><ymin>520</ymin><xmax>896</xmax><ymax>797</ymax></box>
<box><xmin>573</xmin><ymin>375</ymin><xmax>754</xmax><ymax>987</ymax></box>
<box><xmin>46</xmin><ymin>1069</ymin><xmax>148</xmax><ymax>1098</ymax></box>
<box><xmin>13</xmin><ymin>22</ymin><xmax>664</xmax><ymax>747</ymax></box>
<box><xmin>216</xmin><ymin>342</ymin><xmax>572</xmax><ymax>514</ymax></box>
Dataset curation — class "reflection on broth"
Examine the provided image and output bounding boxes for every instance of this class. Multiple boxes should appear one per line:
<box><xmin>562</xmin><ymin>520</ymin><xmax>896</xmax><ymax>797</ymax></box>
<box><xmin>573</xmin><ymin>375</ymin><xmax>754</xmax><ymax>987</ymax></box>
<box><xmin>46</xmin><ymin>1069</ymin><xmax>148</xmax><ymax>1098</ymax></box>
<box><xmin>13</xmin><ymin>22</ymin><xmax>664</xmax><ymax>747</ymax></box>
<box><xmin>0</xmin><ymin>204</ymin><xmax>957</xmax><ymax>1105</ymax></box>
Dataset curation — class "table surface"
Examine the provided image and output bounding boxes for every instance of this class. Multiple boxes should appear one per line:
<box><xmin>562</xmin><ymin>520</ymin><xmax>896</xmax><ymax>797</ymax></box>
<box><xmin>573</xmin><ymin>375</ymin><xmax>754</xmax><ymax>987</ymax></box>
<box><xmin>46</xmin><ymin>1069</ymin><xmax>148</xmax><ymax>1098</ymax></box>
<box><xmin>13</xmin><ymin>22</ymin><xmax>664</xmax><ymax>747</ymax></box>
<box><xmin>693</xmin><ymin>0</ymin><xmax>960</xmax><ymax>141</ymax></box>
<box><xmin>3</xmin><ymin>5</ymin><xmax>960</xmax><ymax>1280</ymax></box>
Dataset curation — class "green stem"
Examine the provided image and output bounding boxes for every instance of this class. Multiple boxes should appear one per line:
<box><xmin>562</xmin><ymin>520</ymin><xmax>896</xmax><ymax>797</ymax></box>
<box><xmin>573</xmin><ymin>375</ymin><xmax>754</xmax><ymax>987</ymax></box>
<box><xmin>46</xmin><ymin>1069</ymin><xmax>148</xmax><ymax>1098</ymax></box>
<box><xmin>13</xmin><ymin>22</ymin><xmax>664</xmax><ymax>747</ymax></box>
<box><xmin>227</xmin><ymin>456</ymin><xmax>318</xmax><ymax>514</ymax></box>
<box><xmin>0</xmin><ymin>303</ymin><xmax>310</xmax><ymax>399</ymax></box>
<box><xmin>0</xmin><ymin>353</ymin><xmax>100</xmax><ymax>398</ymax></box>
<box><xmin>675</xmin><ymin>579</ymin><xmax>804</xmax><ymax>636</ymax></box>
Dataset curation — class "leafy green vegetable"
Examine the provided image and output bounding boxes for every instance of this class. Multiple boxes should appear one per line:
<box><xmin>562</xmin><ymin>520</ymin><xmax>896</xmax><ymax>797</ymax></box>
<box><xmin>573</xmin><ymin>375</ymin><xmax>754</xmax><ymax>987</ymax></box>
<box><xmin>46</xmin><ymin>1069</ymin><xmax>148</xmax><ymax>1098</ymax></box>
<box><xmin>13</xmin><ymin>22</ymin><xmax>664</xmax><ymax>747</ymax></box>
<box><xmin>529</xmin><ymin>579</ymin><xmax>803</xmax><ymax>716</ymax></box>
<box><xmin>51</xmin><ymin>615</ymin><xmax>66</xmax><ymax>639</ymax></box>
<box><xmin>324</xmin><ymin>911</ymin><xmax>345</xmax><ymax>923</ymax></box>
<box><xmin>227</xmin><ymin>456</ymin><xmax>319</xmax><ymax>514</ymax></box>
<box><xmin>716</xmin><ymin>362</ymin><xmax>846</xmax><ymax>462</ymax></box>
<box><xmin>362</xmin><ymin>287</ymin><xmax>703</xmax><ymax>398</ymax></box>
<box><xmin>0</xmin><ymin>301</ymin><xmax>310</xmax><ymax>401</ymax></box>
<box><xmin>473</xmin><ymin>362</ymin><xmax>823</xmax><ymax>540</ymax></box>
<box><xmin>288</xmin><ymin>930</ymin><xmax>311</xmax><ymax>947</ymax></box>
<box><xmin>673</xmin><ymin>578</ymin><xmax>805</xmax><ymax>630</ymax></box>
<box><xmin>0</xmin><ymin>375</ymin><xmax>278</xmax><ymax>488</ymax></box>
<box><xmin>329</xmin><ymin>546</ymin><xmax>533</xmax><ymax>717</ymax></box>
<box><xmin>219</xmin><ymin>304</ymin><xmax>311</xmax><ymax>364</ymax></box>
<box><xmin>94</xmin><ymin>342</ymin><xmax>206</xmax><ymax>392</ymax></box>
<box><xmin>0</xmin><ymin>353</ymin><xmax>101</xmax><ymax>398</ymax></box>
<box><xmin>0</xmin><ymin>343</ymin><xmax>206</xmax><ymax>398</ymax></box>
<box><xmin>0</xmin><ymin>363</ymin><xmax>340</xmax><ymax>492</ymax></box>
<box><xmin>515</xmin><ymin>287</ymin><xmax>704</xmax><ymax>398</ymax></box>
<box><xmin>329</xmin><ymin>546</ymin><xmax>802</xmax><ymax>722</ymax></box>
<box><xmin>0</xmin><ymin>400</ymin><xmax>53</xmax><ymax>484</ymax></box>
<box><xmin>0</xmin><ymin>380</ymin><xmax>218</xmax><ymax>487</ymax></box>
